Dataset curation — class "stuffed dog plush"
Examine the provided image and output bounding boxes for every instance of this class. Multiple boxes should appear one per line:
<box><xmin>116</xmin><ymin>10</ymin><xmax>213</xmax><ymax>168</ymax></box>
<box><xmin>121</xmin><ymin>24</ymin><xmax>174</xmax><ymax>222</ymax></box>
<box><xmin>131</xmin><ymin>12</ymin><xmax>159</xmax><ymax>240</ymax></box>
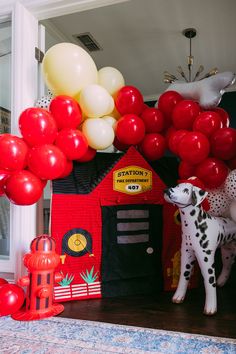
<box><xmin>164</xmin><ymin>182</ymin><xmax>236</xmax><ymax>315</ymax></box>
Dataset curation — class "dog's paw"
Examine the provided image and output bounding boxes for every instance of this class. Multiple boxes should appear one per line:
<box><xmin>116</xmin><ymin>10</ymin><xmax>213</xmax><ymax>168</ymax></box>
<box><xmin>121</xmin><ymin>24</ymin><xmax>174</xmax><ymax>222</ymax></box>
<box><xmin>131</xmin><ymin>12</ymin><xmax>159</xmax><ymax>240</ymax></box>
<box><xmin>172</xmin><ymin>295</ymin><xmax>185</xmax><ymax>304</ymax></box>
<box><xmin>203</xmin><ymin>307</ymin><xmax>217</xmax><ymax>316</ymax></box>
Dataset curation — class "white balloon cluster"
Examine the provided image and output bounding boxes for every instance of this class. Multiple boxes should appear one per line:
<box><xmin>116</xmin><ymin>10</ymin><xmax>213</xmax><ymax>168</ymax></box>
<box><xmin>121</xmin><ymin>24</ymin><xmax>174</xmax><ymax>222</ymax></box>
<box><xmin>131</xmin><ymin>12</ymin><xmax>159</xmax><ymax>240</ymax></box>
<box><xmin>37</xmin><ymin>43</ymin><xmax>126</xmax><ymax>152</ymax></box>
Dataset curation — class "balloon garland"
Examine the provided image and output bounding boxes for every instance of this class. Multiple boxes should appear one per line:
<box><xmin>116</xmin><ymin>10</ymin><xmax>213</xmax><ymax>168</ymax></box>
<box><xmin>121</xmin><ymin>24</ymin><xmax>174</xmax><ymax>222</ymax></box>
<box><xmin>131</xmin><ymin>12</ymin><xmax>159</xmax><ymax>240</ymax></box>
<box><xmin>0</xmin><ymin>42</ymin><xmax>236</xmax><ymax>205</ymax></box>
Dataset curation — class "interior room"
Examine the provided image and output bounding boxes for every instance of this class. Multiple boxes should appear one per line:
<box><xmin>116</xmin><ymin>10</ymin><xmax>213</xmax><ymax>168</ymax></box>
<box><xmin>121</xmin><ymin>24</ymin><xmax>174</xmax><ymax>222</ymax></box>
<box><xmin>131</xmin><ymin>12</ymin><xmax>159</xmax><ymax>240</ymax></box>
<box><xmin>40</xmin><ymin>0</ymin><xmax>236</xmax><ymax>337</ymax></box>
<box><xmin>0</xmin><ymin>0</ymin><xmax>236</xmax><ymax>352</ymax></box>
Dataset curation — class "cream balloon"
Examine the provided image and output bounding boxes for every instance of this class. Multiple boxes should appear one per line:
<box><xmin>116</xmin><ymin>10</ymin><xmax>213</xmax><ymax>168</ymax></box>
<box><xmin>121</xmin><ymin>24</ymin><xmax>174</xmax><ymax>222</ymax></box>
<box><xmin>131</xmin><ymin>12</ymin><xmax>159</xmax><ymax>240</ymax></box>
<box><xmin>82</xmin><ymin>118</ymin><xmax>115</xmax><ymax>150</ymax></box>
<box><xmin>107</xmin><ymin>95</ymin><xmax>115</xmax><ymax>115</ymax></box>
<box><xmin>79</xmin><ymin>84</ymin><xmax>114</xmax><ymax>118</ymax></box>
<box><xmin>42</xmin><ymin>43</ymin><xmax>98</xmax><ymax>97</ymax></box>
<box><xmin>98</xmin><ymin>66</ymin><xmax>125</xmax><ymax>96</ymax></box>
<box><xmin>110</xmin><ymin>106</ymin><xmax>121</xmax><ymax>120</ymax></box>
<box><xmin>102</xmin><ymin>116</ymin><xmax>117</xmax><ymax>129</ymax></box>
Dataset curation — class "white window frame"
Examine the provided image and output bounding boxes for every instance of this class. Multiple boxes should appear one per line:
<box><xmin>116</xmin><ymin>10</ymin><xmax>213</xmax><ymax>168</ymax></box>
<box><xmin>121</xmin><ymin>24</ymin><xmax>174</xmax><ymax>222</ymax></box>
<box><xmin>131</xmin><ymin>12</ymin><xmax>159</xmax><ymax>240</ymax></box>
<box><xmin>0</xmin><ymin>0</ymin><xmax>130</xmax><ymax>281</ymax></box>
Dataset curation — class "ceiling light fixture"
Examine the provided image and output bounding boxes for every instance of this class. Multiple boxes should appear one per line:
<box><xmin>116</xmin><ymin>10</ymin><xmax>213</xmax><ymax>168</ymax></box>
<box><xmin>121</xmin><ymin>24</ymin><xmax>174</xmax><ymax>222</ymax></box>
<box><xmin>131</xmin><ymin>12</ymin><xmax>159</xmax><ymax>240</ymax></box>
<box><xmin>164</xmin><ymin>28</ymin><xmax>218</xmax><ymax>84</ymax></box>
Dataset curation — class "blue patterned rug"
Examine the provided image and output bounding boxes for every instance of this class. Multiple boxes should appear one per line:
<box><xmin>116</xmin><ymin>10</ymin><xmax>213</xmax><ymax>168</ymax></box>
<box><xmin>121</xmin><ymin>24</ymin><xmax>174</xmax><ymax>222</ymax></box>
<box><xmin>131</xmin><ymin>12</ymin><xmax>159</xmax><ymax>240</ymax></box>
<box><xmin>0</xmin><ymin>315</ymin><xmax>235</xmax><ymax>353</ymax></box>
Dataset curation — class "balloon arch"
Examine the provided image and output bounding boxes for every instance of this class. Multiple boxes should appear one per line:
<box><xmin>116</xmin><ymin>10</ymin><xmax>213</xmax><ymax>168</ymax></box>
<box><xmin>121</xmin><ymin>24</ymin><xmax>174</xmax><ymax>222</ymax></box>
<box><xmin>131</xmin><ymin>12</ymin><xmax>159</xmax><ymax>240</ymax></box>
<box><xmin>0</xmin><ymin>42</ymin><xmax>236</xmax><ymax>206</ymax></box>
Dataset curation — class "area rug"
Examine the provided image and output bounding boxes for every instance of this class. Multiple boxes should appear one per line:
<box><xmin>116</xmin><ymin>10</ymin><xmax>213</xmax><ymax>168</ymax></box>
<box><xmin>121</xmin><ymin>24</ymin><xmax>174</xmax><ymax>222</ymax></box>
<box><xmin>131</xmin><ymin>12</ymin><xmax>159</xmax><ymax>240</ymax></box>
<box><xmin>0</xmin><ymin>316</ymin><xmax>235</xmax><ymax>354</ymax></box>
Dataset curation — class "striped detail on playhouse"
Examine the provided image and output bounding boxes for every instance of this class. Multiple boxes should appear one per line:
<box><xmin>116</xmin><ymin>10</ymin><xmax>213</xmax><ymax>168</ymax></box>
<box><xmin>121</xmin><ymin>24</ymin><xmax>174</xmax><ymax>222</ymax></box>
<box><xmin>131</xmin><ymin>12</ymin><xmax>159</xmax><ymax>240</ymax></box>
<box><xmin>54</xmin><ymin>281</ymin><xmax>101</xmax><ymax>301</ymax></box>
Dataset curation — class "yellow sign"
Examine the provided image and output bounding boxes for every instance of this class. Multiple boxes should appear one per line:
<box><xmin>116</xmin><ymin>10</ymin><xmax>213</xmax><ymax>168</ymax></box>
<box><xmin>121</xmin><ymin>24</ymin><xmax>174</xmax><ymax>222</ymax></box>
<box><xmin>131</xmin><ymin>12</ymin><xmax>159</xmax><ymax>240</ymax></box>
<box><xmin>113</xmin><ymin>165</ymin><xmax>152</xmax><ymax>195</ymax></box>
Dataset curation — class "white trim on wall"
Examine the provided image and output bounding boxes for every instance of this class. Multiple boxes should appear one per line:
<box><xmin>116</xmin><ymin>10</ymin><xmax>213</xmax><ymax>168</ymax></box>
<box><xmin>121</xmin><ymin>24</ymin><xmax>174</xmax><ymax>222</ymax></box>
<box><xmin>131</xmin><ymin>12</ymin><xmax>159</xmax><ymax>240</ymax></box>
<box><xmin>0</xmin><ymin>0</ymin><xmax>131</xmax><ymax>20</ymax></box>
<box><xmin>10</xmin><ymin>2</ymin><xmax>39</xmax><ymax>280</ymax></box>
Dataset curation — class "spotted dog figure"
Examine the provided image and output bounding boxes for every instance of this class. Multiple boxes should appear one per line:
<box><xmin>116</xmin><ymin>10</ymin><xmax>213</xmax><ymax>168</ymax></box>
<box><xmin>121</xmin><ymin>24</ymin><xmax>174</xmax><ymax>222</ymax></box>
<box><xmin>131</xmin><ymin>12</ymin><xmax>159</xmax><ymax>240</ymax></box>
<box><xmin>164</xmin><ymin>182</ymin><xmax>236</xmax><ymax>315</ymax></box>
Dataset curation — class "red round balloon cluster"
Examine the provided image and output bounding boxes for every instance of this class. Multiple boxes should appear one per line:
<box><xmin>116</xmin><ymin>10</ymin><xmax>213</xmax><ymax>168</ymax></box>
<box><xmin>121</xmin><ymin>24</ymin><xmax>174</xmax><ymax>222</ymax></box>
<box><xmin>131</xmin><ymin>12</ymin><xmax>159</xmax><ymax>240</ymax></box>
<box><xmin>161</xmin><ymin>91</ymin><xmax>236</xmax><ymax>189</ymax></box>
<box><xmin>0</xmin><ymin>95</ymin><xmax>93</xmax><ymax>205</ymax></box>
<box><xmin>114</xmin><ymin>85</ymin><xmax>166</xmax><ymax>161</ymax></box>
<box><xmin>0</xmin><ymin>86</ymin><xmax>235</xmax><ymax>205</ymax></box>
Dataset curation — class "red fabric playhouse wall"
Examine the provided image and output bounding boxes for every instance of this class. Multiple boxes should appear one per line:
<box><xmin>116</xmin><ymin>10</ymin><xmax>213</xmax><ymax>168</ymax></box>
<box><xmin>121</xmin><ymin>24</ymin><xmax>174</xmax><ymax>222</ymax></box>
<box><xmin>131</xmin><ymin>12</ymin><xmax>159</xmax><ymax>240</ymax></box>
<box><xmin>50</xmin><ymin>147</ymin><xmax>198</xmax><ymax>302</ymax></box>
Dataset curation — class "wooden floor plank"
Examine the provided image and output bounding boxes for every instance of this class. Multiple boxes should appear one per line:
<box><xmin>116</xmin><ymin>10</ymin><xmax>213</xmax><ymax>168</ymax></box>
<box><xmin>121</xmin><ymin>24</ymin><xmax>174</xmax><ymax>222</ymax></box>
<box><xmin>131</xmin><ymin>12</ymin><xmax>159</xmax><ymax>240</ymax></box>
<box><xmin>59</xmin><ymin>284</ymin><xmax>236</xmax><ymax>339</ymax></box>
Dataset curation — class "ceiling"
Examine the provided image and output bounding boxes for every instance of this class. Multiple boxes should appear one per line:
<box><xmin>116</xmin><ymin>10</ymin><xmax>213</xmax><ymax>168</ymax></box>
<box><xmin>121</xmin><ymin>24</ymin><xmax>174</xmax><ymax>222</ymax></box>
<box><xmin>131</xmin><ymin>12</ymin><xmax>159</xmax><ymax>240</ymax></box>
<box><xmin>42</xmin><ymin>0</ymin><xmax>236</xmax><ymax>101</ymax></box>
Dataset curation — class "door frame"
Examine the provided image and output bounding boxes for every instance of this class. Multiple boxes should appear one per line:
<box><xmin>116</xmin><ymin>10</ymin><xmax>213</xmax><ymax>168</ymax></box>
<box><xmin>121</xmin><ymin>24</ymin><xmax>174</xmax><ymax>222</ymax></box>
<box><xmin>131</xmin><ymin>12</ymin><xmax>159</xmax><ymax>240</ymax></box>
<box><xmin>0</xmin><ymin>0</ymin><xmax>130</xmax><ymax>280</ymax></box>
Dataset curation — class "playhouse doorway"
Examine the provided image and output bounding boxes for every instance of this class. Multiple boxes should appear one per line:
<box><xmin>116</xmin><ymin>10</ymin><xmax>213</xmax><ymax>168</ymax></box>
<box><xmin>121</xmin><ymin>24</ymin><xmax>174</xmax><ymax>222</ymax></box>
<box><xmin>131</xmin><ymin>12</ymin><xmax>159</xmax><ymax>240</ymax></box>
<box><xmin>101</xmin><ymin>204</ymin><xmax>163</xmax><ymax>297</ymax></box>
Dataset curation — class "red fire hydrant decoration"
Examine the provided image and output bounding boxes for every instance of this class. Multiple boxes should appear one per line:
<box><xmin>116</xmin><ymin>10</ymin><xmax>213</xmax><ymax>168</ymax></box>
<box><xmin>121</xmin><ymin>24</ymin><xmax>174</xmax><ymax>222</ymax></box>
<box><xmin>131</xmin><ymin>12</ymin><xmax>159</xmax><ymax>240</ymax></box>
<box><xmin>12</xmin><ymin>234</ymin><xmax>64</xmax><ymax>321</ymax></box>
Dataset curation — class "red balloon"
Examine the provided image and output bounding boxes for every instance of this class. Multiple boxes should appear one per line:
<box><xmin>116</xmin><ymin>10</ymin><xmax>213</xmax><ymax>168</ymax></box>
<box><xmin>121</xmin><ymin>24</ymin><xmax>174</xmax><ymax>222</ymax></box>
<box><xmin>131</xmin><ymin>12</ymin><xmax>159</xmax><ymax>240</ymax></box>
<box><xmin>0</xmin><ymin>284</ymin><xmax>25</xmax><ymax>316</ymax></box>
<box><xmin>139</xmin><ymin>133</ymin><xmax>166</xmax><ymax>161</ymax></box>
<box><xmin>115</xmin><ymin>86</ymin><xmax>144</xmax><ymax>116</ymax></box>
<box><xmin>168</xmin><ymin>129</ymin><xmax>188</xmax><ymax>155</ymax></box>
<box><xmin>210</xmin><ymin>127</ymin><xmax>236</xmax><ymax>160</ymax></box>
<box><xmin>195</xmin><ymin>157</ymin><xmax>228</xmax><ymax>189</ymax></box>
<box><xmin>0</xmin><ymin>278</ymin><xmax>8</xmax><ymax>288</ymax></box>
<box><xmin>141</xmin><ymin>107</ymin><xmax>164</xmax><ymax>133</ymax></box>
<box><xmin>212</xmin><ymin>107</ymin><xmax>230</xmax><ymax>127</ymax></box>
<box><xmin>28</xmin><ymin>144</ymin><xmax>66</xmax><ymax>180</ymax></box>
<box><xmin>115</xmin><ymin>114</ymin><xmax>145</xmax><ymax>145</ymax></box>
<box><xmin>0</xmin><ymin>170</ymin><xmax>13</xmax><ymax>196</ymax></box>
<box><xmin>178</xmin><ymin>160</ymin><xmax>196</xmax><ymax>179</ymax></box>
<box><xmin>49</xmin><ymin>95</ymin><xmax>82</xmax><ymax>130</ymax></box>
<box><xmin>141</xmin><ymin>103</ymin><xmax>149</xmax><ymax>113</ymax></box>
<box><xmin>76</xmin><ymin>146</ymin><xmax>96</xmax><ymax>162</ymax></box>
<box><xmin>172</xmin><ymin>100</ymin><xmax>201</xmax><ymax>130</ymax></box>
<box><xmin>58</xmin><ymin>159</ymin><xmax>73</xmax><ymax>178</ymax></box>
<box><xmin>193</xmin><ymin>111</ymin><xmax>222</xmax><ymax>137</ymax></box>
<box><xmin>19</xmin><ymin>107</ymin><xmax>58</xmax><ymax>147</ymax></box>
<box><xmin>0</xmin><ymin>134</ymin><xmax>28</xmax><ymax>171</ymax></box>
<box><xmin>113</xmin><ymin>136</ymin><xmax>129</xmax><ymax>151</ymax></box>
<box><xmin>227</xmin><ymin>158</ymin><xmax>236</xmax><ymax>170</ymax></box>
<box><xmin>178</xmin><ymin>132</ymin><xmax>210</xmax><ymax>164</ymax></box>
<box><xmin>4</xmin><ymin>170</ymin><xmax>43</xmax><ymax>205</ymax></box>
<box><xmin>55</xmin><ymin>128</ymin><xmax>88</xmax><ymax>160</ymax></box>
<box><xmin>157</xmin><ymin>91</ymin><xmax>183</xmax><ymax>128</ymax></box>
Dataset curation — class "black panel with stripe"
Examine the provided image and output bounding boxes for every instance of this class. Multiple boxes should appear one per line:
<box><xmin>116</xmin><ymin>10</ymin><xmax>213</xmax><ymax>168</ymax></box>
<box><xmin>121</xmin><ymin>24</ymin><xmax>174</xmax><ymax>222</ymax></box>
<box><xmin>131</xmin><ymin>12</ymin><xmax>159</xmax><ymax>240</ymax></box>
<box><xmin>101</xmin><ymin>204</ymin><xmax>163</xmax><ymax>297</ymax></box>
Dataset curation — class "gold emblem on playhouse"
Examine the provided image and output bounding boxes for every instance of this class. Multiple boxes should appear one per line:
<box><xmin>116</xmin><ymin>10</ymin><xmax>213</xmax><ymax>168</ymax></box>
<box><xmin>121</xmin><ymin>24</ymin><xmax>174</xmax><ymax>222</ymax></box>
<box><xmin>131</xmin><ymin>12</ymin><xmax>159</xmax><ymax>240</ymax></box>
<box><xmin>113</xmin><ymin>165</ymin><xmax>152</xmax><ymax>195</ymax></box>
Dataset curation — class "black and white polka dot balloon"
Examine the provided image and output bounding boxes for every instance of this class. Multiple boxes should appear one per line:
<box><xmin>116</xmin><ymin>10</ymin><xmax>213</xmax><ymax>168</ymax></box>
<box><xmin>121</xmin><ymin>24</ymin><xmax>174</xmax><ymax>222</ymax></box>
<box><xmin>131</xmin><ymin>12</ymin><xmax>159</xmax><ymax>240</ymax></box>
<box><xmin>207</xmin><ymin>186</ymin><xmax>231</xmax><ymax>217</ymax></box>
<box><xmin>224</xmin><ymin>170</ymin><xmax>236</xmax><ymax>200</ymax></box>
<box><xmin>35</xmin><ymin>91</ymin><xmax>53</xmax><ymax>110</ymax></box>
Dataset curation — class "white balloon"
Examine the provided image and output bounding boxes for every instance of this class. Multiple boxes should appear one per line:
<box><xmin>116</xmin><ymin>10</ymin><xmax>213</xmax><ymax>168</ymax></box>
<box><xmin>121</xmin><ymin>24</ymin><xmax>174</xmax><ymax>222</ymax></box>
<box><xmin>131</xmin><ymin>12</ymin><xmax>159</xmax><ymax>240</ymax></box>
<box><xmin>107</xmin><ymin>95</ymin><xmax>115</xmax><ymax>115</ymax></box>
<box><xmin>42</xmin><ymin>43</ymin><xmax>98</xmax><ymax>97</ymax></box>
<box><xmin>98</xmin><ymin>66</ymin><xmax>125</xmax><ymax>96</ymax></box>
<box><xmin>207</xmin><ymin>186</ymin><xmax>231</xmax><ymax>217</ymax></box>
<box><xmin>166</xmin><ymin>71</ymin><xmax>235</xmax><ymax>109</ymax></box>
<box><xmin>224</xmin><ymin>169</ymin><xmax>236</xmax><ymax>199</ymax></box>
<box><xmin>82</xmin><ymin>118</ymin><xmax>115</xmax><ymax>150</ymax></box>
<box><xmin>102</xmin><ymin>116</ymin><xmax>117</xmax><ymax>129</ymax></box>
<box><xmin>229</xmin><ymin>201</ymin><xmax>236</xmax><ymax>222</ymax></box>
<box><xmin>79</xmin><ymin>84</ymin><xmax>114</xmax><ymax>118</ymax></box>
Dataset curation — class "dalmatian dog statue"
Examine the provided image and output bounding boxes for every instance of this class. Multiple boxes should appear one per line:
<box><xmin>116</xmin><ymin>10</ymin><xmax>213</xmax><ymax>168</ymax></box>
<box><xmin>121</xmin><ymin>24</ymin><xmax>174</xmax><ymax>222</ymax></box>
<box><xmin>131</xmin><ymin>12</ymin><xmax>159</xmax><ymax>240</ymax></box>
<box><xmin>164</xmin><ymin>182</ymin><xmax>236</xmax><ymax>315</ymax></box>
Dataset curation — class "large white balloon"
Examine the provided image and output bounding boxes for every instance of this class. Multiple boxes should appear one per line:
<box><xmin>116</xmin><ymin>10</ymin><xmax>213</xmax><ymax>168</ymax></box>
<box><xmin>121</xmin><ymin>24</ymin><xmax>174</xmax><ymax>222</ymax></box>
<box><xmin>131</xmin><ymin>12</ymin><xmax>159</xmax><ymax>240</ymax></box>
<box><xmin>98</xmin><ymin>66</ymin><xmax>125</xmax><ymax>96</ymax></box>
<box><xmin>102</xmin><ymin>115</ymin><xmax>117</xmax><ymax>129</ymax></box>
<box><xmin>42</xmin><ymin>43</ymin><xmax>98</xmax><ymax>97</ymax></box>
<box><xmin>82</xmin><ymin>118</ymin><xmax>115</xmax><ymax>150</ymax></box>
<box><xmin>166</xmin><ymin>71</ymin><xmax>235</xmax><ymax>109</ymax></box>
<box><xmin>79</xmin><ymin>84</ymin><xmax>114</xmax><ymax>118</ymax></box>
<box><xmin>224</xmin><ymin>169</ymin><xmax>236</xmax><ymax>200</ymax></box>
<box><xmin>206</xmin><ymin>186</ymin><xmax>231</xmax><ymax>217</ymax></box>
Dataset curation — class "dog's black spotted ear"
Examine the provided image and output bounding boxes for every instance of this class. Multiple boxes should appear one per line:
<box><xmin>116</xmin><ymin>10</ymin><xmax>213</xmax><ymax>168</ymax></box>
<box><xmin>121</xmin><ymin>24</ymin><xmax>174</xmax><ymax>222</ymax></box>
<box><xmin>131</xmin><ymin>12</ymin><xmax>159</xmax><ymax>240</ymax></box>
<box><xmin>192</xmin><ymin>187</ymin><xmax>208</xmax><ymax>206</ymax></box>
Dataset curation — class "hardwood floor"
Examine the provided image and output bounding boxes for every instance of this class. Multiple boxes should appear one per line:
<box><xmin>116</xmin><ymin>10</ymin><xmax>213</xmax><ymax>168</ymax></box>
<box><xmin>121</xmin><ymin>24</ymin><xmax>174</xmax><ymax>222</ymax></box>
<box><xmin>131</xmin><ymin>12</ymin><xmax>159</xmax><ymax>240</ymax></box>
<box><xmin>59</xmin><ymin>283</ymin><xmax>236</xmax><ymax>339</ymax></box>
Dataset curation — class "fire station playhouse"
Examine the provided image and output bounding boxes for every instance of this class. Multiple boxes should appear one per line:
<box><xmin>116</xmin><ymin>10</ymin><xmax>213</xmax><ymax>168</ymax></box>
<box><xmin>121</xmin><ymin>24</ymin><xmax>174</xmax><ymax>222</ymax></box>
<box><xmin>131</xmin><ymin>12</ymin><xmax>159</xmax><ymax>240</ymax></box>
<box><xmin>50</xmin><ymin>146</ymin><xmax>198</xmax><ymax>302</ymax></box>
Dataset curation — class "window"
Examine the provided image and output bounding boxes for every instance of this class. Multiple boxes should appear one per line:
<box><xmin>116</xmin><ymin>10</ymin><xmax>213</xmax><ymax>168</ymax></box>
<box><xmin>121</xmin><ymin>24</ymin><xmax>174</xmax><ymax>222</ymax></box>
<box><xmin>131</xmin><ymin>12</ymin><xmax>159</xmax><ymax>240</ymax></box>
<box><xmin>0</xmin><ymin>19</ymin><xmax>11</xmax><ymax>261</ymax></box>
